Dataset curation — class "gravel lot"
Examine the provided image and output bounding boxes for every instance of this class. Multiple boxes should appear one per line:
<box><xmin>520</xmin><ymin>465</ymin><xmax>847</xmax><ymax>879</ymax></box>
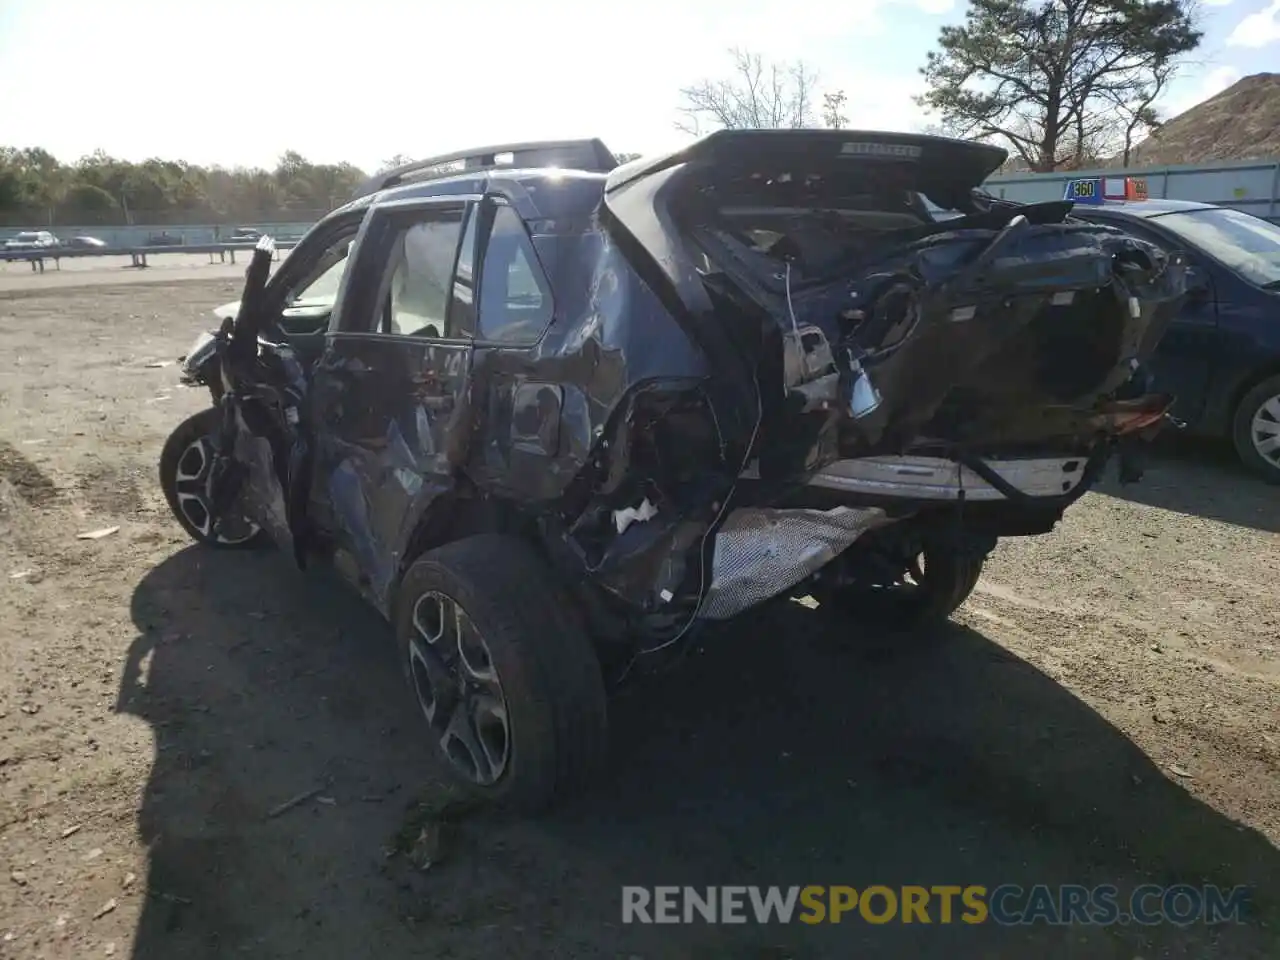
<box><xmin>0</xmin><ymin>253</ymin><xmax>261</xmax><ymax>292</ymax></box>
<box><xmin>0</xmin><ymin>275</ymin><xmax>1277</xmax><ymax>959</ymax></box>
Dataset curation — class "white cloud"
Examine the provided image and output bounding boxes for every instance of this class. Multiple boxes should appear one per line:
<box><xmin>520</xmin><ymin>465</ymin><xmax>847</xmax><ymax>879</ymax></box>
<box><xmin>1226</xmin><ymin>0</ymin><xmax>1280</xmax><ymax>46</ymax></box>
<box><xmin>910</xmin><ymin>0</ymin><xmax>957</xmax><ymax>12</ymax></box>
<box><xmin>1162</xmin><ymin>65</ymin><xmax>1244</xmax><ymax>118</ymax></box>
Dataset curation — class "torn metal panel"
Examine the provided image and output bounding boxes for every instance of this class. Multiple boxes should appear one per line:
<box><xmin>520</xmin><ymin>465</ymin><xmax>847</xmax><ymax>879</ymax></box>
<box><xmin>207</xmin><ymin>240</ymin><xmax>314</xmax><ymax>566</ymax></box>
<box><xmin>821</xmin><ymin>222</ymin><xmax>1188</xmax><ymax>451</ymax></box>
<box><xmin>310</xmin><ymin>335</ymin><xmax>474</xmax><ymax>609</ymax></box>
<box><xmin>548</xmin><ymin>379</ymin><xmax>731</xmax><ymax>619</ymax></box>
<box><xmin>465</xmin><ymin>224</ymin><xmax>714</xmax><ymax>502</ymax></box>
<box><xmin>603</xmin><ymin>129</ymin><xmax>1186</xmax><ymax>494</ymax></box>
<box><xmin>453</xmin><ymin>222</ymin><xmax>747</xmax><ymax>621</ymax></box>
<box><xmin>699</xmin><ymin>506</ymin><xmax>892</xmax><ymax>621</ymax></box>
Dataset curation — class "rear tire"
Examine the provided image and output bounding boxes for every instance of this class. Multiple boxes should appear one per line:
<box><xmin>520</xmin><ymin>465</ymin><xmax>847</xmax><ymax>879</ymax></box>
<box><xmin>813</xmin><ymin>545</ymin><xmax>985</xmax><ymax>630</ymax></box>
<box><xmin>1231</xmin><ymin>374</ymin><xmax>1280</xmax><ymax>485</ymax></box>
<box><xmin>159</xmin><ymin>408</ymin><xmax>268</xmax><ymax>548</ymax></box>
<box><xmin>393</xmin><ymin>534</ymin><xmax>608</xmax><ymax>814</ymax></box>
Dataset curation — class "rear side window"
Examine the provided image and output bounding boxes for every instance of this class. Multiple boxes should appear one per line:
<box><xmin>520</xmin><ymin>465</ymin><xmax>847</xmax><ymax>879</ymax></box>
<box><xmin>385</xmin><ymin>215</ymin><xmax>465</xmax><ymax>337</ymax></box>
<box><xmin>477</xmin><ymin>206</ymin><xmax>553</xmax><ymax>344</ymax></box>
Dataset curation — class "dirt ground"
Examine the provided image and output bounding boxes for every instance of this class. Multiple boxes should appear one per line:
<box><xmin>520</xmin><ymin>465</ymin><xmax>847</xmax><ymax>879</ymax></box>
<box><xmin>0</xmin><ymin>274</ymin><xmax>1277</xmax><ymax>960</ymax></box>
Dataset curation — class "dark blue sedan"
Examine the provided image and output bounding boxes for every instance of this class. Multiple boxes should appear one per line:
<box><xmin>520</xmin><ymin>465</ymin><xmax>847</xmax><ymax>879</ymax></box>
<box><xmin>1062</xmin><ymin>177</ymin><xmax>1280</xmax><ymax>483</ymax></box>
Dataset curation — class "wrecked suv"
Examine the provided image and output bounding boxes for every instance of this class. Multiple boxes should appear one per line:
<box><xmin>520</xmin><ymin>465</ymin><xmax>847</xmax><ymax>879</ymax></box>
<box><xmin>159</xmin><ymin>131</ymin><xmax>1185</xmax><ymax>812</ymax></box>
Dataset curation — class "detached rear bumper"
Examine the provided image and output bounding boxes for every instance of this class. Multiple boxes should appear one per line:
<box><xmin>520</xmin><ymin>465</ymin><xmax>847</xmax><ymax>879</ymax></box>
<box><xmin>703</xmin><ymin>452</ymin><xmax>1100</xmax><ymax>621</ymax></box>
<box><xmin>807</xmin><ymin>454</ymin><xmax>1088</xmax><ymax>501</ymax></box>
<box><xmin>740</xmin><ymin>453</ymin><xmax>1093</xmax><ymax>501</ymax></box>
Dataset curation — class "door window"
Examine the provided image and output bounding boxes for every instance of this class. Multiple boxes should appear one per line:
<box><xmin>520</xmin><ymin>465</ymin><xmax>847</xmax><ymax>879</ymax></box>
<box><xmin>383</xmin><ymin>212</ymin><xmax>466</xmax><ymax>338</ymax></box>
<box><xmin>390</xmin><ymin>220</ymin><xmax>457</xmax><ymax>337</ymax></box>
<box><xmin>477</xmin><ymin>205</ymin><xmax>553</xmax><ymax>343</ymax></box>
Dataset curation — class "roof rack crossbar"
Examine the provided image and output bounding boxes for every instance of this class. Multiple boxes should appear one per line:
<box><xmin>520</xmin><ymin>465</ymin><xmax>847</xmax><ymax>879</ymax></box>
<box><xmin>354</xmin><ymin>138</ymin><xmax>619</xmax><ymax>200</ymax></box>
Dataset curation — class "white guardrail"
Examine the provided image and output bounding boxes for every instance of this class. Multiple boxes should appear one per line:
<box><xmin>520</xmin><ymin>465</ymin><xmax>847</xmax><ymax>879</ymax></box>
<box><xmin>0</xmin><ymin>239</ymin><xmax>301</xmax><ymax>271</ymax></box>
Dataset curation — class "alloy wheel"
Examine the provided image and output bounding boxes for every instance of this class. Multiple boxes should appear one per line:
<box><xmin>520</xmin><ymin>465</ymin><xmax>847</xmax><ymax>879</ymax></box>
<box><xmin>1249</xmin><ymin>393</ymin><xmax>1280</xmax><ymax>470</ymax></box>
<box><xmin>172</xmin><ymin>437</ymin><xmax>259</xmax><ymax>545</ymax></box>
<box><xmin>408</xmin><ymin>591</ymin><xmax>511</xmax><ymax>786</ymax></box>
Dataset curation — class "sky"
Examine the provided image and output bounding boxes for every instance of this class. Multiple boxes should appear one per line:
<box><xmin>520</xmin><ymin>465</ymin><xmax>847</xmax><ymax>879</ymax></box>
<box><xmin>1</xmin><ymin>0</ymin><xmax>1277</xmax><ymax>172</ymax></box>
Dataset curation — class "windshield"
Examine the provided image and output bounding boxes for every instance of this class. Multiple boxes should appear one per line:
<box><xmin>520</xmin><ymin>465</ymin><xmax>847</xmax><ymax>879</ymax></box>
<box><xmin>1156</xmin><ymin>208</ymin><xmax>1280</xmax><ymax>288</ymax></box>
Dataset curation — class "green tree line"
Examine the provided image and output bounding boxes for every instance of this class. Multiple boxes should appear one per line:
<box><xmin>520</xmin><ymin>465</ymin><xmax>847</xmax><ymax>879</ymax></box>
<box><xmin>0</xmin><ymin>148</ymin><xmax>368</xmax><ymax>228</ymax></box>
<box><xmin>0</xmin><ymin>147</ymin><xmax>647</xmax><ymax>229</ymax></box>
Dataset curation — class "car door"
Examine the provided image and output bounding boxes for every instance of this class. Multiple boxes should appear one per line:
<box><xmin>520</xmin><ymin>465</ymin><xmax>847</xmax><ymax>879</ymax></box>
<box><xmin>1084</xmin><ymin>212</ymin><xmax>1219</xmax><ymax>424</ymax></box>
<box><xmin>308</xmin><ymin>195</ymin><xmax>480</xmax><ymax>608</ymax></box>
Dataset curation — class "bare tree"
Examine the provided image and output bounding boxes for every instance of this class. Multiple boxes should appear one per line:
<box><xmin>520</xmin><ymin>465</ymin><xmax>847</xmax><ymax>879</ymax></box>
<box><xmin>821</xmin><ymin>91</ymin><xmax>849</xmax><ymax>130</ymax></box>
<box><xmin>378</xmin><ymin>154</ymin><xmax>415</xmax><ymax>173</ymax></box>
<box><xmin>1106</xmin><ymin>59</ymin><xmax>1174</xmax><ymax>166</ymax></box>
<box><xmin>677</xmin><ymin>47</ymin><xmax>838</xmax><ymax>134</ymax></box>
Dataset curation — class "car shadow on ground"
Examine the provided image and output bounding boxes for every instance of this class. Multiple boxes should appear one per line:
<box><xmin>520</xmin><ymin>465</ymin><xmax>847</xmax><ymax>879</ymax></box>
<box><xmin>122</xmin><ymin>547</ymin><xmax>1280</xmax><ymax>960</ymax></box>
<box><xmin>1096</xmin><ymin>436</ymin><xmax>1280</xmax><ymax>534</ymax></box>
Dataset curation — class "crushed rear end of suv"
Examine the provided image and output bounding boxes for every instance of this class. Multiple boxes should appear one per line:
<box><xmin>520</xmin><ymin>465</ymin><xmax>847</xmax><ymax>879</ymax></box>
<box><xmin>160</xmin><ymin>130</ymin><xmax>1186</xmax><ymax>811</ymax></box>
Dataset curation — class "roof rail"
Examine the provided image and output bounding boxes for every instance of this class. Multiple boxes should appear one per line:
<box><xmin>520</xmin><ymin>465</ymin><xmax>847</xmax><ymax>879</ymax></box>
<box><xmin>353</xmin><ymin>138</ymin><xmax>619</xmax><ymax>200</ymax></box>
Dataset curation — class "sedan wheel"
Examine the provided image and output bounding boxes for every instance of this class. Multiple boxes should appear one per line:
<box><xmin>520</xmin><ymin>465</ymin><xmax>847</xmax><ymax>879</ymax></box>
<box><xmin>1248</xmin><ymin>396</ymin><xmax>1280</xmax><ymax>468</ymax></box>
<box><xmin>1232</xmin><ymin>374</ymin><xmax>1280</xmax><ymax>485</ymax></box>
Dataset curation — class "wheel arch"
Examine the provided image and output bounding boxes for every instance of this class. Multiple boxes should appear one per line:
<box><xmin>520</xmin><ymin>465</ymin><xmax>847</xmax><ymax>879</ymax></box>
<box><xmin>391</xmin><ymin>491</ymin><xmax>523</xmax><ymax>604</ymax></box>
<box><xmin>1228</xmin><ymin>360</ymin><xmax>1280</xmax><ymax>425</ymax></box>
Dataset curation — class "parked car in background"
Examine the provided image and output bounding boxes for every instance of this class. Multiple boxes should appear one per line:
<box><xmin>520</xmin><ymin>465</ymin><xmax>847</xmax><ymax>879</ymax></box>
<box><xmin>3</xmin><ymin>230</ymin><xmax>60</xmax><ymax>251</ymax></box>
<box><xmin>66</xmin><ymin>236</ymin><xmax>106</xmax><ymax>248</ymax></box>
<box><xmin>1064</xmin><ymin>177</ymin><xmax>1280</xmax><ymax>483</ymax></box>
<box><xmin>228</xmin><ymin>227</ymin><xmax>263</xmax><ymax>243</ymax></box>
<box><xmin>145</xmin><ymin>232</ymin><xmax>185</xmax><ymax>247</ymax></box>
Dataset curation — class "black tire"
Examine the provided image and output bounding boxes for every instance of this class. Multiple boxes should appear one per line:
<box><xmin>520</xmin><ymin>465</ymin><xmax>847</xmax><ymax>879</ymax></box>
<box><xmin>393</xmin><ymin>534</ymin><xmax>608</xmax><ymax>814</ymax></box>
<box><xmin>1231</xmin><ymin>374</ymin><xmax>1280</xmax><ymax>485</ymax></box>
<box><xmin>159</xmin><ymin>408</ymin><xmax>269</xmax><ymax>548</ymax></box>
<box><xmin>815</xmin><ymin>547</ymin><xmax>985</xmax><ymax>631</ymax></box>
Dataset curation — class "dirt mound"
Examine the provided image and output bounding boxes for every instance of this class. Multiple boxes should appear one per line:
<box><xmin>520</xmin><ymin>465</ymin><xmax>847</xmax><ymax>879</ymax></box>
<box><xmin>1132</xmin><ymin>72</ymin><xmax>1280</xmax><ymax>167</ymax></box>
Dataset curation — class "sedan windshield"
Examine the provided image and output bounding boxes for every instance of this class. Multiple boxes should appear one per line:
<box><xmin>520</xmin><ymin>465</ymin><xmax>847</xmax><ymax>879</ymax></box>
<box><xmin>1156</xmin><ymin>208</ymin><xmax>1280</xmax><ymax>288</ymax></box>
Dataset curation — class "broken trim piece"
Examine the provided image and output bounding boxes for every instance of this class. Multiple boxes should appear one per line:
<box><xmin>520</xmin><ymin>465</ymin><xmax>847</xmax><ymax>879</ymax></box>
<box><xmin>801</xmin><ymin>455</ymin><xmax>1090</xmax><ymax>502</ymax></box>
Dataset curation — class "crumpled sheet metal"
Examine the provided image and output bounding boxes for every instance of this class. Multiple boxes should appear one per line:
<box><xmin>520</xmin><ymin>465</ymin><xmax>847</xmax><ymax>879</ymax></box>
<box><xmin>232</xmin><ymin>425</ymin><xmax>293</xmax><ymax>556</ymax></box>
<box><xmin>698</xmin><ymin>505</ymin><xmax>892</xmax><ymax>621</ymax></box>
<box><xmin>789</xmin><ymin>220</ymin><xmax>1186</xmax><ymax>454</ymax></box>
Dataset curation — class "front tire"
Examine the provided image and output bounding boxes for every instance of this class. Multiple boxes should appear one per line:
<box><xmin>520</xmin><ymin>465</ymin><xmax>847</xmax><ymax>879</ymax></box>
<box><xmin>159</xmin><ymin>408</ymin><xmax>268</xmax><ymax>548</ymax></box>
<box><xmin>393</xmin><ymin>534</ymin><xmax>608</xmax><ymax>814</ymax></box>
<box><xmin>1232</xmin><ymin>374</ymin><xmax>1280</xmax><ymax>485</ymax></box>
